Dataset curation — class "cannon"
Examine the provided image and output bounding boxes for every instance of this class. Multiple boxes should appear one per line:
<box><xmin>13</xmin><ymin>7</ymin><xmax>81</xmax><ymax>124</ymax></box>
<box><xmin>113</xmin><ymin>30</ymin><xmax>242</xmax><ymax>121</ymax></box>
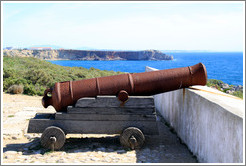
<box><xmin>28</xmin><ymin>63</ymin><xmax>207</xmax><ymax>150</ymax></box>
<box><xmin>42</xmin><ymin>62</ymin><xmax>207</xmax><ymax>112</ymax></box>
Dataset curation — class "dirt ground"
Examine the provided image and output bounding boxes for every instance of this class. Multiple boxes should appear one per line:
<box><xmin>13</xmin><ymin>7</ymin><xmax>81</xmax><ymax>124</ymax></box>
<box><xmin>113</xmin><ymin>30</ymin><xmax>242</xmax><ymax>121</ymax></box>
<box><xmin>2</xmin><ymin>92</ymin><xmax>197</xmax><ymax>163</ymax></box>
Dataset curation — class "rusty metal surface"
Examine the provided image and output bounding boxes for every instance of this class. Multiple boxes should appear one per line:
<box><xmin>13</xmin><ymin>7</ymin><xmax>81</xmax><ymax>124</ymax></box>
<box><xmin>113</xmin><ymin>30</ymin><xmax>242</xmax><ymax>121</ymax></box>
<box><xmin>42</xmin><ymin>63</ymin><xmax>207</xmax><ymax>112</ymax></box>
<box><xmin>117</xmin><ymin>90</ymin><xmax>129</xmax><ymax>103</ymax></box>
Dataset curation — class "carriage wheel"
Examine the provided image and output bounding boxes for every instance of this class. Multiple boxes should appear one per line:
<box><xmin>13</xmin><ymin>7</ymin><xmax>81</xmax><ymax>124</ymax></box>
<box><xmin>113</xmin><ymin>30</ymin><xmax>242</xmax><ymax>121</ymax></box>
<box><xmin>40</xmin><ymin>126</ymin><xmax>66</xmax><ymax>151</ymax></box>
<box><xmin>120</xmin><ymin>127</ymin><xmax>145</xmax><ymax>150</ymax></box>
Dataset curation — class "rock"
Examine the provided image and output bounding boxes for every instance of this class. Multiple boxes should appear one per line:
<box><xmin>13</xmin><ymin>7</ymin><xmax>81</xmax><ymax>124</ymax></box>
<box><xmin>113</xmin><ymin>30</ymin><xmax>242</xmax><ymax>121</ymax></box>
<box><xmin>231</xmin><ymin>86</ymin><xmax>236</xmax><ymax>91</ymax></box>
<box><xmin>222</xmin><ymin>84</ymin><xmax>229</xmax><ymax>89</ymax></box>
<box><xmin>226</xmin><ymin>90</ymin><xmax>234</xmax><ymax>94</ymax></box>
<box><xmin>12</xmin><ymin>136</ymin><xmax>18</xmax><ymax>140</ymax></box>
<box><xmin>236</xmin><ymin>85</ymin><xmax>243</xmax><ymax>91</ymax></box>
<box><xmin>24</xmin><ymin>134</ymin><xmax>32</xmax><ymax>139</ymax></box>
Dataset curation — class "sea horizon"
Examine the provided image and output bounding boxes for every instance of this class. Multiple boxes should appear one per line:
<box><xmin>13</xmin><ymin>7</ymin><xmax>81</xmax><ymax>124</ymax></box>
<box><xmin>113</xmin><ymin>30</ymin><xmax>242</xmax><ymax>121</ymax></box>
<box><xmin>47</xmin><ymin>51</ymin><xmax>244</xmax><ymax>86</ymax></box>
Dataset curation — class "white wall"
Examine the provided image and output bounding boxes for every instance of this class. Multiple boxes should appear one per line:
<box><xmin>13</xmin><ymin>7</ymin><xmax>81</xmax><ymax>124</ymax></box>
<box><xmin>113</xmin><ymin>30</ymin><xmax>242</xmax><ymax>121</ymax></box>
<box><xmin>146</xmin><ymin>66</ymin><xmax>244</xmax><ymax>163</ymax></box>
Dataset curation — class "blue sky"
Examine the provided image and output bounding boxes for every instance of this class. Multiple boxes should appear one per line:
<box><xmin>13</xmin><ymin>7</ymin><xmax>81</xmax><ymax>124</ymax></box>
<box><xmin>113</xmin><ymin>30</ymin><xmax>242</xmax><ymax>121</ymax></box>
<box><xmin>2</xmin><ymin>1</ymin><xmax>245</xmax><ymax>51</ymax></box>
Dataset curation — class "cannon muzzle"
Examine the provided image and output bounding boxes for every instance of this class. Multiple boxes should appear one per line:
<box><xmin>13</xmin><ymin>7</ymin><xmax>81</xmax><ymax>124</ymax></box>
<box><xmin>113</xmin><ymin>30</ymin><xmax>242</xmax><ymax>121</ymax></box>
<box><xmin>42</xmin><ymin>62</ymin><xmax>207</xmax><ymax>112</ymax></box>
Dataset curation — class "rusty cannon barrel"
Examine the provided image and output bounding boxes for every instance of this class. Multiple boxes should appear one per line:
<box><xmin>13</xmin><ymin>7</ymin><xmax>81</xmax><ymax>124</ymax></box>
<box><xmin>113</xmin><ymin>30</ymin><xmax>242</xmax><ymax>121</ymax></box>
<box><xmin>42</xmin><ymin>62</ymin><xmax>207</xmax><ymax>112</ymax></box>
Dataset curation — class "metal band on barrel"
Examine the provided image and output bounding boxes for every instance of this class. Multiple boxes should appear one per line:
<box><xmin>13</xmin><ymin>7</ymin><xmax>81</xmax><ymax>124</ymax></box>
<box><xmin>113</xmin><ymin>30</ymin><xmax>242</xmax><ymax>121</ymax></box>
<box><xmin>56</xmin><ymin>82</ymin><xmax>61</xmax><ymax>104</ymax></box>
<box><xmin>96</xmin><ymin>77</ymin><xmax>101</xmax><ymax>94</ymax></box>
<box><xmin>188</xmin><ymin>66</ymin><xmax>193</xmax><ymax>75</ymax></box>
<box><xmin>128</xmin><ymin>73</ymin><xmax>134</xmax><ymax>93</ymax></box>
<box><xmin>188</xmin><ymin>66</ymin><xmax>193</xmax><ymax>84</ymax></box>
<box><xmin>69</xmin><ymin>81</ymin><xmax>74</xmax><ymax>101</ymax></box>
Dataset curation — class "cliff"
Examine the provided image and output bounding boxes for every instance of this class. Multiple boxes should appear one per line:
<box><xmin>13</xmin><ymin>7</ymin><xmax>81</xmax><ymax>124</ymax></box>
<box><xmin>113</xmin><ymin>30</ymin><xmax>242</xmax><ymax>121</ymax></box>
<box><xmin>3</xmin><ymin>49</ymin><xmax>173</xmax><ymax>61</ymax></box>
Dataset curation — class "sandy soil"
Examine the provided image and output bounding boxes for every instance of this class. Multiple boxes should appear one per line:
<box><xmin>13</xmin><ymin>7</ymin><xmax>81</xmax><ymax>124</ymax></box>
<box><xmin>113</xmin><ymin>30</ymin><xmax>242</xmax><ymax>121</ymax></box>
<box><xmin>2</xmin><ymin>92</ymin><xmax>197</xmax><ymax>164</ymax></box>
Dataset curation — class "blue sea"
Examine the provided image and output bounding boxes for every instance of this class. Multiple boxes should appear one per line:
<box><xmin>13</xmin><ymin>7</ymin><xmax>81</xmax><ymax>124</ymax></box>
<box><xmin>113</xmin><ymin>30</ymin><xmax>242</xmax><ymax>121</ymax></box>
<box><xmin>48</xmin><ymin>52</ymin><xmax>244</xmax><ymax>86</ymax></box>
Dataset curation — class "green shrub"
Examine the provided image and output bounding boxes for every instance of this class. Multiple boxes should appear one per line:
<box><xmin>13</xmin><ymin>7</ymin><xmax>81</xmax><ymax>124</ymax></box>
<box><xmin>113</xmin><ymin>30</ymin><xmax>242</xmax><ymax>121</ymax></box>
<box><xmin>206</xmin><ymin>79</ymin><xmax>223</xmax><ymax>87</ymax></box>
<box><xmin>207</xmin><ymin>79</ymin><xmax>243</xmax><ymax>99</ymax></box>
<box><xmin>232</xmin><ymin>91</ymin><xmax>243</xmax><ymax>99</ymax></box>
<box><xmin>3</xmin><ymin>56</ymin><xmax>123</xmax><ymax>96</ymax></box>
<box><xmin>7</xmin><ymin>85</ymin><xmax>24</xmax><ymax>94</ymax></box>
<box><xmin>3</xmin><ymin>68</ymin><xmax>16</xmax><ymax>78</ymax></box>
<box><xmin>223</xmin><ymin>88</ymin><xmax>230</xmax><ymax>93</ymax></box>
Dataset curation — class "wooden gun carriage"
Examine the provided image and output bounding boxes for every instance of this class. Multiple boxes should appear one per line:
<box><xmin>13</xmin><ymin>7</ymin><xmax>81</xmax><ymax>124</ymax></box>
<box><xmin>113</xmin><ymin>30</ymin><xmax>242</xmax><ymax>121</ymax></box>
<box><xmin>27</xmin><ymin>63</ymin><xmax>207</xmax><ymax>150</ymax></box>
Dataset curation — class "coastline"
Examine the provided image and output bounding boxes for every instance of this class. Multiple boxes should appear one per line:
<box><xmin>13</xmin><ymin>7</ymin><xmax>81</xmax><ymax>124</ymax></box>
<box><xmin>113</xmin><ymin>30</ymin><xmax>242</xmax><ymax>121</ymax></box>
<box><xmin>46</xmin><ymin>58</ymin><xmax>70</xmax><ymax>61</ymax></box>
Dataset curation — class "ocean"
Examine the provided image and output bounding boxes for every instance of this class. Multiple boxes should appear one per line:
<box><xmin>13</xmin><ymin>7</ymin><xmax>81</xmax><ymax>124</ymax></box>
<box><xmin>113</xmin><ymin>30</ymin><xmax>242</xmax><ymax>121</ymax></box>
<box><xmin>48</xmin><ymin>52</ymin><xmax>244</xmax><ymax>86</ymax></box>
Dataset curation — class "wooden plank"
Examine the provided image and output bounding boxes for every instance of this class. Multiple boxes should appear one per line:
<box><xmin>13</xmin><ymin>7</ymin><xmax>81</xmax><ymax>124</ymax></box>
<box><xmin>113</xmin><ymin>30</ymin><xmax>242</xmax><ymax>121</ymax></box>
<box><xmin>55</xmin><ymin>112</ymin><xmax>156</xmax><ymax>121</ymax></box>
<box><xmin>67</xmin><ymin>107</ymin><xmax>156</xmax><ymax>115</ymax></box>
<box><xmin>75</xmin><ymin>96</ymin><xmax>154</xmax><ymax>108</ymax></box>
<box><xmin>27</xmin><ymin>115</ymin><xmax>159</xmax><ymax>135</ymax></box>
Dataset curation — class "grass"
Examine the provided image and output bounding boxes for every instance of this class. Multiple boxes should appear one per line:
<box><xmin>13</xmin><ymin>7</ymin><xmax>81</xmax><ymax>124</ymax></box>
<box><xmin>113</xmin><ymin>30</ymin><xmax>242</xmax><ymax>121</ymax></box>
<box><xmin>232</xmin><ymin>91</ymin><xmax>243</xmax><ymax>99</ymax></box>
<box><xmin>8</xmin><ymin>115</ymin><xmax>15</xmax><ymax>118</ymax></box>
<box><xmin>206</xmin><ymin>79</ymin><xmax>243</xmax><ymax>99</ymax></box>
<box><xmin>3</xmin><ymin>56</ymin><xmax>124</xmax><ymax>96</ymax></box>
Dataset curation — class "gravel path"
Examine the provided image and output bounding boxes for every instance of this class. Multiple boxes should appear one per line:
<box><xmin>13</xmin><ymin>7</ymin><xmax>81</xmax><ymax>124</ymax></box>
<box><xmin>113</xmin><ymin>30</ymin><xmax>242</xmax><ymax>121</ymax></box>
<box><xmin>2</xmin><ymin>93</ymin><xmax>197</xmax><ymax>163</ymax></box>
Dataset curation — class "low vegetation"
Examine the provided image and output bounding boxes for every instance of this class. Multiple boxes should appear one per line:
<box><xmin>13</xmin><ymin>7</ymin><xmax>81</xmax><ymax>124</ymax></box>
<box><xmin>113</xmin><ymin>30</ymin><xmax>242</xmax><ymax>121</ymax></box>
<box><xmin>206</xmin><ymin>79</ymin><xmax>243</xmax><ymax>99</ymax></box>
<box><xmin>3</xmin><ymin>56</ymin><xmax>123</xmax><ymax>96</ymax></box>
<box><xmin>3</xmin><ymin>56</ymin><xmax>243</xmax><ymax>99</ymax></box>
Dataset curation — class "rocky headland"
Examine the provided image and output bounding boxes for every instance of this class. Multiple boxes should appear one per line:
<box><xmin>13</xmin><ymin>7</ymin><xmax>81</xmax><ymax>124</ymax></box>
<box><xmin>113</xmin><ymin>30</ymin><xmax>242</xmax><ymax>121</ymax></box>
<box><xmin>3</xmin><ymin>49</ymin><xmax>173</xmax><ymax>61</ymax></box>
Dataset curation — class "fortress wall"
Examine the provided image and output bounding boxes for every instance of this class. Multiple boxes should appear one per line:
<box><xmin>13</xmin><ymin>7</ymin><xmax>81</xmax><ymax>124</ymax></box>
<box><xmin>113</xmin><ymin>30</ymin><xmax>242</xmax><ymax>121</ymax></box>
<box><xmin>146</xmin><ymin>66</ymin><xmax>244</xmax><ymax>163</ymax></box>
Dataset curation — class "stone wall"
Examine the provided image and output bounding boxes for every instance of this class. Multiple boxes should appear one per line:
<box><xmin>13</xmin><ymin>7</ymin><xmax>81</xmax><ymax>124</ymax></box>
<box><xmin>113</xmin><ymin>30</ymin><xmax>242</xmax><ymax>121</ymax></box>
<box><xmin>146</xmin><ymin>66</ymin><xmax>244</xmax><ymax>163</ymax></box>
